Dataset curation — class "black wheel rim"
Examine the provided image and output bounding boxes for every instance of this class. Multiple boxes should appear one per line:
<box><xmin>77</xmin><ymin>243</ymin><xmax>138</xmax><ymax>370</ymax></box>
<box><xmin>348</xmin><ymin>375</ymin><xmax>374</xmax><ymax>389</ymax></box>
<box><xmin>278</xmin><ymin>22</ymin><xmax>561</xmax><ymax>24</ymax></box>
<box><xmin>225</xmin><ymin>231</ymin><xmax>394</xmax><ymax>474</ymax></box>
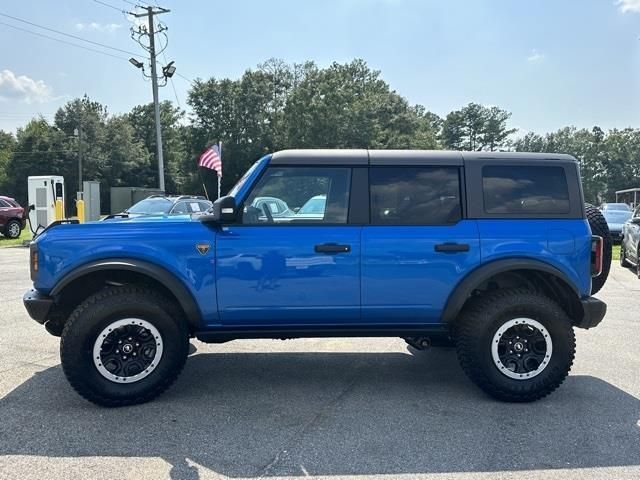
<box><xmin>93</xmin><ymin>318</ymin><xmax>163</xmax><ymax>383</ymax></box>
<box><xmin>492</xmin><ymin>318</ymin><xmax>552</xmax><ymax>380</ymax></box>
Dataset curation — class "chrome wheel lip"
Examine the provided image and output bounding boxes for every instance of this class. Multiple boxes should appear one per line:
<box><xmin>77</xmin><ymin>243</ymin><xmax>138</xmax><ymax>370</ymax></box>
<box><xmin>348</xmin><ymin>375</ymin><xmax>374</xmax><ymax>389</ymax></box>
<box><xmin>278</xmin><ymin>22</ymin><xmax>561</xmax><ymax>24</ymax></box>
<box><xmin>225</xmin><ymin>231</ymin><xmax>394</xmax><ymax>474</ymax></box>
<box><xmin>92</xmin><ymin>318</ymin><xmax>163</xmax><ymax>384</ymax></box>
<box><xmin>491</xmin><ymin>317</ymin><xmax>553</xmax><ymax>381</ymax></box>
<box><xmin>7</xmin><ymin>222</ymin><xmax>20</xmax><ymax>238</ymax></box>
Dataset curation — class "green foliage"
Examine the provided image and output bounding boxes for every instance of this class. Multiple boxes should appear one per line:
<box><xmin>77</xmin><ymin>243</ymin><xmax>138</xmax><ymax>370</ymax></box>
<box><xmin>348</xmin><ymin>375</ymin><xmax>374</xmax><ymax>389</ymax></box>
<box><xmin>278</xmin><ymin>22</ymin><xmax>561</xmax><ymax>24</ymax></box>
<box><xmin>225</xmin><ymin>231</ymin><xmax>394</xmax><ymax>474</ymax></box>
<box><xmin>441</xmin><ymin>103</ymin><xmax>516</xmax><ymax>151</ymax></box>
<box><xmin>2</xmin><ymin>57</ymin><xmax>638</xmax><ymax>209</ymax></box>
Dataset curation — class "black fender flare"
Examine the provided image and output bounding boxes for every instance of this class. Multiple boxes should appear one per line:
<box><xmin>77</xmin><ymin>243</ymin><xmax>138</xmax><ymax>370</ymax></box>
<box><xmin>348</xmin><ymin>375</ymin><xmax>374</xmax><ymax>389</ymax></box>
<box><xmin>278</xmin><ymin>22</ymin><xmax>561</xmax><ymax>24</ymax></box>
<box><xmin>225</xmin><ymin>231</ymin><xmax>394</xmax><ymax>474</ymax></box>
<box><xmin>441</xmin><ymin>258</ymin><xmax>581</xmax><ymax>324</ymax></box>
<box><xmin>50</xmin><ymin>258</ymin><xmax>202</xmax><ymax>330</ymax></box>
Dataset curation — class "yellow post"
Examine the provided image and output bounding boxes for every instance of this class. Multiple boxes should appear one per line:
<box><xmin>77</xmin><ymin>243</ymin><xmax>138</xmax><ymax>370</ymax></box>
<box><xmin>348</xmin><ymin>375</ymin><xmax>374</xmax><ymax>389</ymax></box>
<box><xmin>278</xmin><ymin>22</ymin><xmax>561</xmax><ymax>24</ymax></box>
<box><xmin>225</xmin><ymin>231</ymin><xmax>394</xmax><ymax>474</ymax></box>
<box><xmin>55</xmin><ymin>199</ymin><xmax>64</xmax><ymax>220</ymax></box>
<box><xmin>76</xmin><ymin>199</ymin><xmax>85</xmax><ymax>223</ymax></box>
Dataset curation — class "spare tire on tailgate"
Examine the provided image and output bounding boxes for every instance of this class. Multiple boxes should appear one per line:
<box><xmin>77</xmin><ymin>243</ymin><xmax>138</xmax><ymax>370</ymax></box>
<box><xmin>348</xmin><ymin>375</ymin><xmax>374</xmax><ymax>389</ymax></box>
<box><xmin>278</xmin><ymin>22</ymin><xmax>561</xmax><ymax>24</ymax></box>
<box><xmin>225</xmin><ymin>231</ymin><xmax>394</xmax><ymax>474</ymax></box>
<box><xmin>585</xmin><ymin>203</ymin><xmax>611</xmax><ymax>295</ymax></box>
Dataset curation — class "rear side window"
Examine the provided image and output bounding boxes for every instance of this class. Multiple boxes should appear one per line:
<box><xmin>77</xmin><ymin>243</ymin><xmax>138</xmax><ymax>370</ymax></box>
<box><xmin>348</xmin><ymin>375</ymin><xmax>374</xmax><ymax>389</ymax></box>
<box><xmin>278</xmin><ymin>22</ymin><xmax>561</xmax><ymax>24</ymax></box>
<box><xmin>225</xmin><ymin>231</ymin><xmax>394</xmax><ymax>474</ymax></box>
<box><xmin>369</xmin><ymin>167</ymin><xmax>462</xmax><ymax>225</ymax></box>
<box><xmin>482</xmin><ymin>165</ymin><xmax>570</xmax><ymax>214</ymax></box>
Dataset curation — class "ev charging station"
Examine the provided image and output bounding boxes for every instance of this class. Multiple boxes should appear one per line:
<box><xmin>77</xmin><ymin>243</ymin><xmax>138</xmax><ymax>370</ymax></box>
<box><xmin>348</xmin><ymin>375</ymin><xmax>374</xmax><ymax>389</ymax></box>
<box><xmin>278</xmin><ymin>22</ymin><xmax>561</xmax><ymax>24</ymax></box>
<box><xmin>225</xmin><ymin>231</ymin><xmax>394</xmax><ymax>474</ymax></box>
<box><xmin>27</xmin><ymin>175</ymin><xmax>65</xmax><ymax>229</ymax></box>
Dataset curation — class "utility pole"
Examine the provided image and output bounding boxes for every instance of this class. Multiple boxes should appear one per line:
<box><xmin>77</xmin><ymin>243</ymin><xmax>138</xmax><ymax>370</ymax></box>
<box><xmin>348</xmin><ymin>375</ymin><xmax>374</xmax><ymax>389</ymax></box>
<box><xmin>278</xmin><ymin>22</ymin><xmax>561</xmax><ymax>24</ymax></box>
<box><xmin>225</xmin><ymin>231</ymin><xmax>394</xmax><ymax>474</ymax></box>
<box><xmin>74</xmin><ymin>127</ymin><xmax>82</xmax><ymax>193</ymax></box>
<box><xmin>130</xmin><ymin>6</ymin><xmax>170</xmax><ymax>192</ymax></box>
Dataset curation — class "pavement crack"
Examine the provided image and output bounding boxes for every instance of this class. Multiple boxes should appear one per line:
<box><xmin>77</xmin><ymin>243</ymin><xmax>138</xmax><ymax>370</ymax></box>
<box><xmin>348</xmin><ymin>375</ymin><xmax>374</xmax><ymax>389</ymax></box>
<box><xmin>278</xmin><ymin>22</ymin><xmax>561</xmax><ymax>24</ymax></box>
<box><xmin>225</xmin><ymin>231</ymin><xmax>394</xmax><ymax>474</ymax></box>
<box><xmin>255</xmin><ymin>360</ymin><xmax>366</xmax><ymax>478</ymax></box>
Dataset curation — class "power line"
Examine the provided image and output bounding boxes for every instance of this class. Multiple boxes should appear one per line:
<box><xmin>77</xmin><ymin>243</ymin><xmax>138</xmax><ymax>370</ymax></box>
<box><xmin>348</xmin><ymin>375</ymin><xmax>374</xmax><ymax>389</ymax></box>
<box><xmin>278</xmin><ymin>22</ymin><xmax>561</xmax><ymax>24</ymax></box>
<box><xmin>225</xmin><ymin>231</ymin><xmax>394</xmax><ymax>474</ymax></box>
<box><xmin>174</xmin><ymin>71</ymin><xmax>193</xmax><ymax>84</ymax></box>
<box><xmin>93</xmin><ymin>0</ymin><xmax>127</xmax><ymax>13</ymax></box>
<box><xmin>0</xmin><ymin>11</ymin><xmax>144</xmax><ymax>57</ymax></box>
<box><xmin>0</xmin><ymin>21</ymin><xmax>130</xmax><ymax>61</ymax></box>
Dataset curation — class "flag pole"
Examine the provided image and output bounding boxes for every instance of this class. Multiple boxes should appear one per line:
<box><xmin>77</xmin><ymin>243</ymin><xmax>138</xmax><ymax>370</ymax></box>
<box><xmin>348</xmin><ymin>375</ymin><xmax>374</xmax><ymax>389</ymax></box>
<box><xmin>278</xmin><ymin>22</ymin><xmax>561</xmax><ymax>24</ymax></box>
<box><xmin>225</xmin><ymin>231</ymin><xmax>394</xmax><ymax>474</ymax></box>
<box><xmin>217</xmin><ymin>141</ymin><xmax>222</xmax><ymax>199</ymax></box>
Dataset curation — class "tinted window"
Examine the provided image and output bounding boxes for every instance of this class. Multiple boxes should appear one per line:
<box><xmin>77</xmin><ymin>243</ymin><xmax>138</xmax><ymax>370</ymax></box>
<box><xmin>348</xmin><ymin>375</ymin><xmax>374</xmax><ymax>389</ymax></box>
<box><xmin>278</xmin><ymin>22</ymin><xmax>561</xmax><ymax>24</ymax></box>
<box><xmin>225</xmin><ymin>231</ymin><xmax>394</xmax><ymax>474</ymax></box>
<box><xmin>243</xmin><ymin>167</ymin><xmax>351</xmax><ymax>224</ymax></box>
<box><xmin>171</xmin><ymin>201</ymin><xmax>190</xmax><ymax>214</ymax></box>
<box><xmin>369</xmin><ymin>167</ymin><xmax>462</xmax><ymax>225</ymax></box>
<box><xmin>483</xmin><ymin>166</ymin><xmax>570</xmax><ymax>214</ymax></box>
<box><xmin>0</xmin><ymin>199</ymin><xmax>10</xmax><ymax>208</ymax></box>
<box><xmin>127</xmin><ymin>197</ymin><xmax>172</xmax><ymax>215</ymax></box>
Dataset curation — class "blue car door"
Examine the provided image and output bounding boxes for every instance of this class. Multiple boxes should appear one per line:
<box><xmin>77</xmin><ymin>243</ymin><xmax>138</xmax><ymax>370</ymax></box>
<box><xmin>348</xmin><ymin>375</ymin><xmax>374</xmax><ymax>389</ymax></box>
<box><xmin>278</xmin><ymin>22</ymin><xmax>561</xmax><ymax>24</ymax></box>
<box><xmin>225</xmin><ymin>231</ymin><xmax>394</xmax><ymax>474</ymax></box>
<box><xmin>216</xmin><ymin>160</ymin><xmax>364</xmax><ymax>326</ymax></box>
<box><xmin>361</xmin><ymin>152</ymin><xmax>481</xmax><ymax>324</ymax></box>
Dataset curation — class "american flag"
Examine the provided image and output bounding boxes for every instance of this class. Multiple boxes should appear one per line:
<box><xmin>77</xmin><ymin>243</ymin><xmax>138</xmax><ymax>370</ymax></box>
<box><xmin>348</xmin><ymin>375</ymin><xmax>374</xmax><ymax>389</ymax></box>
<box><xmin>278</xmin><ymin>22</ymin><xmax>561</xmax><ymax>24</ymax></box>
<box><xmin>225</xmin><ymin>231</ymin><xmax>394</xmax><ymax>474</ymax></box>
<box><xmin>198</xmin><ymin>144</ymin><xmax>222</xmax><ymax>177</ymax></box>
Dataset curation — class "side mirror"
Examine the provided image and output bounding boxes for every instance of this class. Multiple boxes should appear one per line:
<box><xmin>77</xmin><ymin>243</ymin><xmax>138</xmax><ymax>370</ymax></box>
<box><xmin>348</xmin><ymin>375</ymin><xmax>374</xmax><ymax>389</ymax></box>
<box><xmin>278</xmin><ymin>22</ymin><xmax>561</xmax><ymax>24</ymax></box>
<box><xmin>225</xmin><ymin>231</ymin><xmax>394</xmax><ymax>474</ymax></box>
<box><xmin>199</xmin><ymin>196</ymin><xmax>237</xmax><ymax>223</ymax></box>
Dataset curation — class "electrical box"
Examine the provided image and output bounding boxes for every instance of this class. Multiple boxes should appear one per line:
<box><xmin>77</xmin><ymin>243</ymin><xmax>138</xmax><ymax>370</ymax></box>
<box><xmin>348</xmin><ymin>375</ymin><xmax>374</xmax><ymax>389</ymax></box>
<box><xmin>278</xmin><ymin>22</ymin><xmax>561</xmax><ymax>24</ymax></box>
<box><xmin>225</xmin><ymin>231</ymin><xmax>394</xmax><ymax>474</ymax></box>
<box><xmin>27</xmin><ymin>175</ymin><xmax>65</xmax><ymax>229</ymax></box>
<box><xmin>83</xmin><ymin>181</ymin><xmax>101</xmax><ymax>221</ymax></box>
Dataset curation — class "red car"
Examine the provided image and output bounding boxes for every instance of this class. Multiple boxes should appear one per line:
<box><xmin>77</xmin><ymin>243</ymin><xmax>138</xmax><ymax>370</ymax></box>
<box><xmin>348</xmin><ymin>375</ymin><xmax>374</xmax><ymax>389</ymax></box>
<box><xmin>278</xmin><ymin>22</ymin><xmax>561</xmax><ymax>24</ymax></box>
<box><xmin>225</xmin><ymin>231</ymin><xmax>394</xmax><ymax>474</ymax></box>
<box><xmin>0</xmin><ymin>196</ymin><xmax>27</xmax><ymax>239</ymax></box>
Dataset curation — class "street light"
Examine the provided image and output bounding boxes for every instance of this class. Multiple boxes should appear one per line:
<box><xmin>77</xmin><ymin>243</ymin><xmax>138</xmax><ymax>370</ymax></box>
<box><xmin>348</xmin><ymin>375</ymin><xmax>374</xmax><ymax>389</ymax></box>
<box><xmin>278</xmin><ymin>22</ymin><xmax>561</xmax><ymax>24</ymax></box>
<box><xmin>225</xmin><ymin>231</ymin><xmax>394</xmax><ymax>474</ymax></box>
<box><xmin>162</xmin><ymin>61</ymin><xmax>176</xmax><ymax>78</ymax></box>
<box><xmin>129</xmin><ymin>57</ymin><xmax>144</xmax><ymax>69</ymax></box>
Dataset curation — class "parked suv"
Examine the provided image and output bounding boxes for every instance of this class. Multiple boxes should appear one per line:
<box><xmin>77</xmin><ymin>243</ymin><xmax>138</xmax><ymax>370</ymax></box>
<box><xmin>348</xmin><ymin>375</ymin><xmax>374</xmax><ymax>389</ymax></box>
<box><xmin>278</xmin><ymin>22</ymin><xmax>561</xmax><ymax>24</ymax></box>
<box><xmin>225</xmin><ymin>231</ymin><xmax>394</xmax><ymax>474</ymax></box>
<box><xmin>24</xmin><ymin>150</ymin><xmax>610</xmax><ymax>406</ymax></box>
<box><xmin>0</xmin><ymin>195</ymin><xmax>26</xmax><ymax>239</ymax></box>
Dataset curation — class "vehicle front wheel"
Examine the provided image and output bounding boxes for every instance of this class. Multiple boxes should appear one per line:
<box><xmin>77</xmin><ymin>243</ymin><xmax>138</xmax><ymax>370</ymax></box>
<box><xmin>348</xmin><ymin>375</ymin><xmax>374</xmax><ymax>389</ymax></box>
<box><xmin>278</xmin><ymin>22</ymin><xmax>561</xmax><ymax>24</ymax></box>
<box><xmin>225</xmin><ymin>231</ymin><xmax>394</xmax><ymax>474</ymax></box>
<box><xmin>454</xmin><ymin>289</ymin><xmax>575</xmax><ymax>402</ymax></box>
<box><xmin>620</xmin><ymin>241</ymin><xmax>631</xmax><ymax>268</ymax></box>
<box><xmin>60</xmin><ymin>286</ymin><xmax>189</xmax><ymax>407</ymax></box>
<box><xmin>4</xmin><ymin>219</ymin><xmax>21</xmax><ymax>239</ymax></box>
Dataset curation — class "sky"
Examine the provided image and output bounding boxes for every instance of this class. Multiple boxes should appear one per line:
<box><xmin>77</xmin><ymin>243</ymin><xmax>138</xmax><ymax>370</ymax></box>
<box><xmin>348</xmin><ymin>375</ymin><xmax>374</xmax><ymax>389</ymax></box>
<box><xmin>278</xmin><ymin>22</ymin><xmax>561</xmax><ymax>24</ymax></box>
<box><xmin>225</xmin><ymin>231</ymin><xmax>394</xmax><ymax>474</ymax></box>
<box><xmin>0</xmin><ymin>0</ymin><xmax>639</xmax><ymax>137</ymax></box>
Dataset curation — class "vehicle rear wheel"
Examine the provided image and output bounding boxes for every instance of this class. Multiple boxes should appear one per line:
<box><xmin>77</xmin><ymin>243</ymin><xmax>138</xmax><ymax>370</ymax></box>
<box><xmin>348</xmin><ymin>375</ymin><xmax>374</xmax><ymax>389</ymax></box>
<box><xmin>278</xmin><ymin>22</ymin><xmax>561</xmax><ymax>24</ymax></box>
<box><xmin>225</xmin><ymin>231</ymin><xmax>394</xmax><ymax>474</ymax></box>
<box><xmin>4</xmin><ymin>219</ymin><xmax>21</xmax><ymax>239</ymax></box>
<box><xmin>620</xmin><ymin>241</ymin><xmax>631</xmax><ymax>268</ymax></box>
<box><xmin>60</xmin><ymin>286</ymin><xmax>189</xmax><ymax>407</ymax></box>
<box><xmin>454</xmin><ymin>288</ymin><xmax>575</xmax><ymax>402</ymax></box>
<box><xmin>585</xmin><ymin>203</ymin><xmax>611</xmax><ymax>294</ymax></box>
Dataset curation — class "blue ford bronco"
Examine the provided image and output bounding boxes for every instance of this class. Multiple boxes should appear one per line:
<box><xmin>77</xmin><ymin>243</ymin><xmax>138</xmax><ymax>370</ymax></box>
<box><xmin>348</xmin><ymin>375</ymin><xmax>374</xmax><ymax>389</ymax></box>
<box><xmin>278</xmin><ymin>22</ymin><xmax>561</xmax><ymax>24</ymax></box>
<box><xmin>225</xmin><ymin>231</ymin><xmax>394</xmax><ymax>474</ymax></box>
<box><xmin>24</xmin><ymin>150</ymin><xmax>611</xmax><ymax>406</ymax></box>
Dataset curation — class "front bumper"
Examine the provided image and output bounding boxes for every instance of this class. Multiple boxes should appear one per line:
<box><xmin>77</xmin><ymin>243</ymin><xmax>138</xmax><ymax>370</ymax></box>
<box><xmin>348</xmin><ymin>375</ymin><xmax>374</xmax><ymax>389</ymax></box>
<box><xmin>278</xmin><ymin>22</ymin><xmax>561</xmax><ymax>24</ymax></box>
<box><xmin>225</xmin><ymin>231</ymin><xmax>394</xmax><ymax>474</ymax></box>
<box><xmin>575</xmin><ymin>296</ymin><xmax>607</xmax><ymax>329</ymax></box>
<box><xmin>23</xmin><ymin>288</ymin><xmax>53</xmax><ymax>324</ymax></box>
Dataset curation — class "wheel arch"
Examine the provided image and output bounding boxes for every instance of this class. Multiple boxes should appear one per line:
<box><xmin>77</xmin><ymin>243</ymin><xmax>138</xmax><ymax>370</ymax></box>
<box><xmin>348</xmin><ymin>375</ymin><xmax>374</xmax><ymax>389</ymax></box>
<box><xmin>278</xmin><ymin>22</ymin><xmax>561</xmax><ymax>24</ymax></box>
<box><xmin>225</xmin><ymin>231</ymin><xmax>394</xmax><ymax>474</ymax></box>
<box><xmin>442</xmin><ymin>258</ymin><xmax>583</xmax><ymax>325</ymax></box>
<box><xmin>50</xmin><ymin>258</ymin><xmax>202</xmax><ymax>332</ymax></box>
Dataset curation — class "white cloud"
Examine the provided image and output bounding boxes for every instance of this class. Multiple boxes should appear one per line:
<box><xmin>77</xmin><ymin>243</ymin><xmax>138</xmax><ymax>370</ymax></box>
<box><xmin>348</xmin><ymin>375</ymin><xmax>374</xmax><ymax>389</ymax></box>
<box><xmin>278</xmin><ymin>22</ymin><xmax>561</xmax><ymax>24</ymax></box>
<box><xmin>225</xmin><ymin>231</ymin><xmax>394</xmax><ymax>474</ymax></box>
<box><xmin>75</xmin><ymin>22</ymin><xmax>122</xmax><ymax>32</ymax></box>
<box><xmin>617</xmin><ymin>0</ymin><xmax>640</xmax><ymax>13</ymax></box>
<box><xmin>0</xmin><ymin>70</ymin><xmax>54</xmax><ymax>104</ymax></box>
<box><xmin>527</xmin><ymin>49</ymin><xmax>545</xmax><ymax>63</ymax></box>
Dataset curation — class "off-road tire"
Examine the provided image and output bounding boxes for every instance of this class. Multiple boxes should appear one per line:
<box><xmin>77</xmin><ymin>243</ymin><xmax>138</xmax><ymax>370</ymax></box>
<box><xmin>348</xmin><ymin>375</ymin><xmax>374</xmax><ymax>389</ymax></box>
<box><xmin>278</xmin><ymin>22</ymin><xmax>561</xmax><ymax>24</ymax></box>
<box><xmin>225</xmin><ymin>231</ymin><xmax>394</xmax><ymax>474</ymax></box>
<box><xmin>620</xmin><ymin>241</ymin><xmax>631</xmax><ymax>268</ymax></box>
<box><xmin>585</xmin><ymin>203</ymin><xmax>611</xmax><ymax>294</ymax></box>
<box><xmin>60</xmin><ymin>286</ymin><xmax>189</xmax><ymax>407</ymax></box>
<box><xmin>454</xmin><ymin>288</ymin><xmax>575</xmax><ymax>402</ymax></box>
<box><xmin>4</xmin><ymin>219</ymin><xmax>21</xmax><ymax>239</ymax></box>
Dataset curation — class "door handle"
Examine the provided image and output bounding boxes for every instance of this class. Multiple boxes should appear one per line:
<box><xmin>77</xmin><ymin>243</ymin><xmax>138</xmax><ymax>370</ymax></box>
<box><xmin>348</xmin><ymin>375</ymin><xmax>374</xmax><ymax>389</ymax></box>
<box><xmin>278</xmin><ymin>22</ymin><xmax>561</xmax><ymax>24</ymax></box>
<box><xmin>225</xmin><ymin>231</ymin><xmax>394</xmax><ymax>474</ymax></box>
<box><xmin>435</xmin><ymin>243</ymin><xmax>470</xmax><ymax>253</ymax></box>
<box><xmin>315</xmin><ymin>243</ymin><xmax>351</xmax><ymax>254</ymax></box>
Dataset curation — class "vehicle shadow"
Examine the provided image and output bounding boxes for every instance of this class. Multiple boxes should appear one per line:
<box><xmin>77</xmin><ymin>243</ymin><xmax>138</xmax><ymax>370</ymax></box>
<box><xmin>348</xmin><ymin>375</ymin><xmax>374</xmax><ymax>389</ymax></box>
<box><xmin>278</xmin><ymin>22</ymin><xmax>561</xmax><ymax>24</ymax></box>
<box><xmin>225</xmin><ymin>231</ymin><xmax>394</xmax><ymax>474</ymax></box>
<box><xmin>1</xmin><ymin>348</ymin><xmax>639</xmax><ymax>478</ymax></box>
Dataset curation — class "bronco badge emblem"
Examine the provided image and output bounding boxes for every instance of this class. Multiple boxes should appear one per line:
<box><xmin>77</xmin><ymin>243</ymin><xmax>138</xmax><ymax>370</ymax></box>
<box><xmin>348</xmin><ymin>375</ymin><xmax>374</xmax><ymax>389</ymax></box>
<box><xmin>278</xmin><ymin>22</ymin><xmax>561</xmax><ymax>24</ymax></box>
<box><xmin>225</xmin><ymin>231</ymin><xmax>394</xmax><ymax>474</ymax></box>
<box><xmin>196</xmin><ymin>243</ymin><xmax>210</xmax><ymax>255</ymax></box>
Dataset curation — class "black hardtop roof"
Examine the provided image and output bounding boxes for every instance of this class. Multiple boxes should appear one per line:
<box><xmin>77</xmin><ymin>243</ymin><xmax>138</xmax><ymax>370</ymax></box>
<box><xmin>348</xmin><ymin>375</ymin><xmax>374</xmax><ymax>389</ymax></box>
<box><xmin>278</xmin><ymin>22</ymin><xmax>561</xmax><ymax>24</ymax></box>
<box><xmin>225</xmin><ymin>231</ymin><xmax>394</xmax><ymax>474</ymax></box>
<box><xmin>270</xmin><ymin>149</ymin><xmax>577</xmax><ymax>166</ymax></box>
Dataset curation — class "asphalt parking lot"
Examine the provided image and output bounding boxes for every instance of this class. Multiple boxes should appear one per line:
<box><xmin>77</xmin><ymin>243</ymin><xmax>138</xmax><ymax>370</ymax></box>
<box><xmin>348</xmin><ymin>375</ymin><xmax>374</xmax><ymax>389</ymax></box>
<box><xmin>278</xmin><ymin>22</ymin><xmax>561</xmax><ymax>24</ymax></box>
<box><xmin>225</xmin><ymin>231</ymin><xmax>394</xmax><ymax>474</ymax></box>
<box><xmin>0</xmin><ymin>247</ymin><xmax>638</xmax><ymax>480</ymax></box>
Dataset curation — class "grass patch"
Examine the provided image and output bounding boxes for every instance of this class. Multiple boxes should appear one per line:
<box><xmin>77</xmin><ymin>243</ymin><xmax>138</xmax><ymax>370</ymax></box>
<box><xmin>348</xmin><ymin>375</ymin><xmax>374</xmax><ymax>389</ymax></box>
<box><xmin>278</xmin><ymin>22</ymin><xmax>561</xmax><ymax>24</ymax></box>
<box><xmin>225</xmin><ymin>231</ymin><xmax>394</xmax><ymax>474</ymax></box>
<box><xmin>612</xmin><ymin>244</ymin><xmax>620</xmax><ymax>261</ymax></box>
<box><xmin>0</xmin><ymin>228</ymin><xmax>32</xmax><ymax>247</ymax></box>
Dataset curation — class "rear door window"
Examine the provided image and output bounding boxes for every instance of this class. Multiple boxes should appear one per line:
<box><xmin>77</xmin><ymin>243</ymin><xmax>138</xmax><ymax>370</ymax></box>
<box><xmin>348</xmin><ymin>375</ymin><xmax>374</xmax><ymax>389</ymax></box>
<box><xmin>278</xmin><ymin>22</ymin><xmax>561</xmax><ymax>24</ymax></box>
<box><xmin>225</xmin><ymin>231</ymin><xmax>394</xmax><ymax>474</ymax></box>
<box><xmin>369</xmin><ymin>167</ymin><xmax>462</xmax><ymax>225</ymax></box>
<box><xmin>482</xmin><ymin>165</ymin><xmax>570</xmax><ymax>214</ymax></box>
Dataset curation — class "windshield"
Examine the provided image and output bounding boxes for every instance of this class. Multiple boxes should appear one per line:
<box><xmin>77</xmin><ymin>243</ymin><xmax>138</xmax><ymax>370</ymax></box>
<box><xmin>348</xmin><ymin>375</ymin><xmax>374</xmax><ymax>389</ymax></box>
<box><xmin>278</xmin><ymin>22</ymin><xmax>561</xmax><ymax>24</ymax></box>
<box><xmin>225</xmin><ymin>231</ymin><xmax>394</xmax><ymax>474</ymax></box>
<box><xmin>126</xmin><ymin>197</ymin><xmax>173</xmax><ymax>215</ymax></box>
<box><xmin>228</xmin><ymin>160</ymin><xmax>262</xmax><ymax>198</ymax></box>
<box><xmin>602</xmin><ymin>203</ymin><xmax>630</xmax><ymax>211</ymax></box>
<box><xmin>299</xmin><ymin>196</ymin><xmax>326</xmax><ymax>214</ymax></box>
<box><xmin>603</xmin><ymin>210</ymin><xmax>632</xmax><ymax>223</ymax></box>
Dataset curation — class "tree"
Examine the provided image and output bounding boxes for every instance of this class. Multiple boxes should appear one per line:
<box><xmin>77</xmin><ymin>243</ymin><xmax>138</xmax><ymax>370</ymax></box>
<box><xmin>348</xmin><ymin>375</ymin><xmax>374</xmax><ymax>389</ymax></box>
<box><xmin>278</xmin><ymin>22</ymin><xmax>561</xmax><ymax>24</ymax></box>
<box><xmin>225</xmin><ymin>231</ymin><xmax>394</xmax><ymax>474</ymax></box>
<box><xmin>0</xmin><ymin>131</ymin><xmax>16</xmax><ymax>191</ymax></box>
<box><xmin>128</xmin><ymin>101</ymin><xmax>188</xmax><ymax>193</ymax></box>
<box><xmin>442</xmin><ymin>103</ymin><xmax>516</xmax><ymax>151</ymax></box>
